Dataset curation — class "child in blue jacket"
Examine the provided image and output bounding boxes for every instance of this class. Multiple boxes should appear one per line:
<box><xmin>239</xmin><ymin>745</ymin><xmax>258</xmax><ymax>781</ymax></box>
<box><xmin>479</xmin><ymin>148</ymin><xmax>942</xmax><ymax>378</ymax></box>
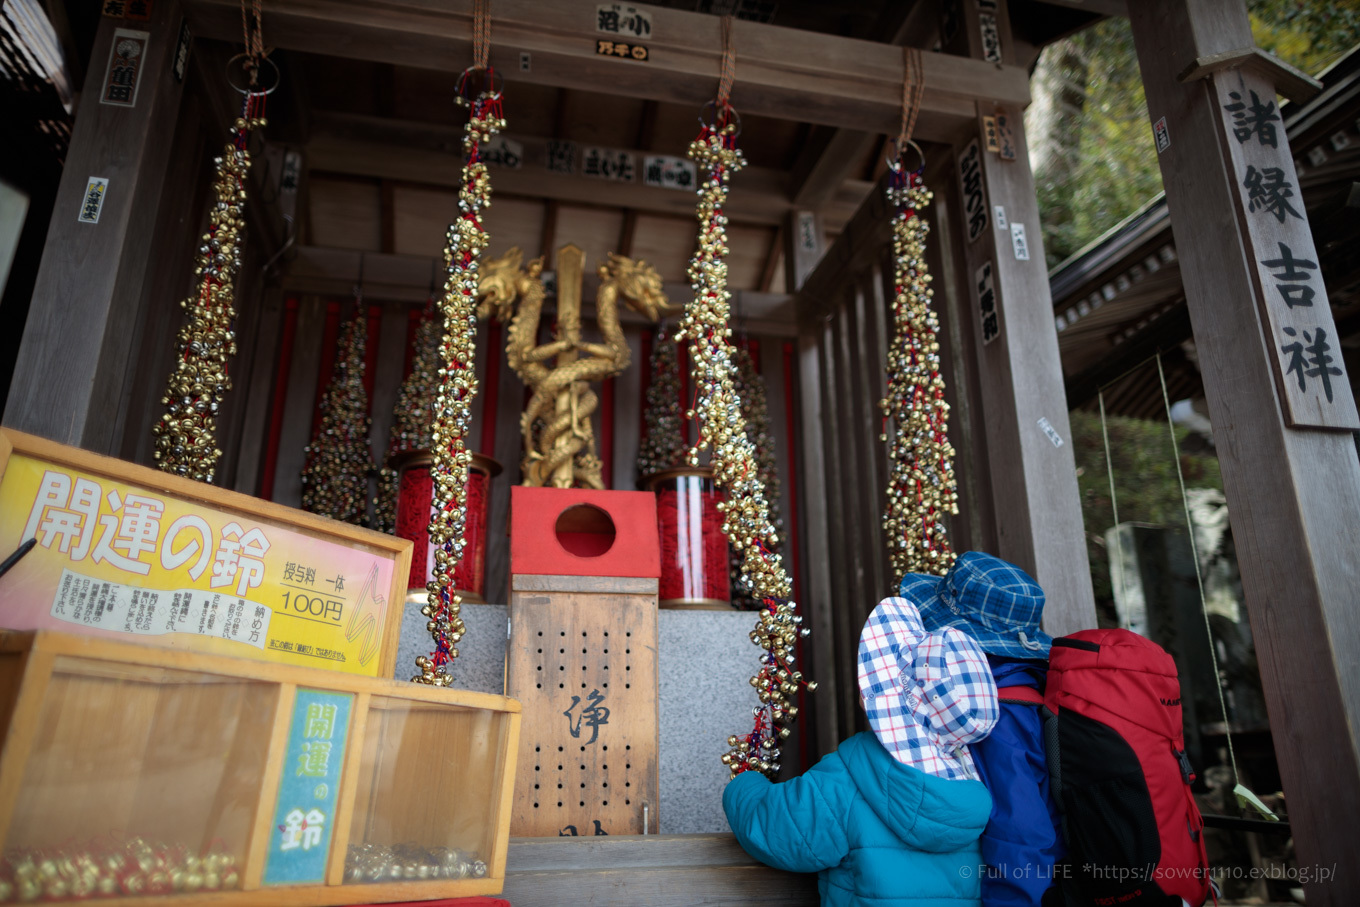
<box><xmin>723</xmin><ymin>596</ymin><xmax>1000</xmax><ymax>907</ymax></box>
<box><xmin>902</xmin><ymin>551</ymin><xmax>1065</xmax><ymax>907</ymax></box>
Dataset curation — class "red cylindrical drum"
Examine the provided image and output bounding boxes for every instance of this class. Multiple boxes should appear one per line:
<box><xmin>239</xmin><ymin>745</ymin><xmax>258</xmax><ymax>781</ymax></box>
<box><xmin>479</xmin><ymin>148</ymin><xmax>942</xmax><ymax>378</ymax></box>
<box><xmin>394</xmin><ymin>450</ymin><xmax>502</xmax><ymax>603</ymax></box>
<box><xmin>646</xmin><ymin>466</ymin><xmax>729</xmax><ymax>609</ymax></box>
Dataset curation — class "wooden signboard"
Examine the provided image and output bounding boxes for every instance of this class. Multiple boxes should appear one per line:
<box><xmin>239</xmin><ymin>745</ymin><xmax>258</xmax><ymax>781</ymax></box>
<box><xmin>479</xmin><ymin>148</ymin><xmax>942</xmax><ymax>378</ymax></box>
<box><xmin>0</xmin><ymin>429</ymin><xmax>411</xmax><ymax>678</ymax></box>
<box><xmin>1213</xmin><ymin>68</ymin><xmax>1360</xmax><ymax>430</ymax></box>
<box><xmin>506</xmin><ymin>574</ymin><xmax>659</xmax><ymax>837</ymax></box>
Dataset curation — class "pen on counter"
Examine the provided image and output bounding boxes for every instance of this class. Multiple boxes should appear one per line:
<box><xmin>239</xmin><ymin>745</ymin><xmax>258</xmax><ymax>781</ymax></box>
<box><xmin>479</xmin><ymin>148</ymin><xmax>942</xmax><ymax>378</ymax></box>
<box><xmin>0</xmin><ymin>538</ymin><xmax>37</xmax><ymax>580</ymax></box>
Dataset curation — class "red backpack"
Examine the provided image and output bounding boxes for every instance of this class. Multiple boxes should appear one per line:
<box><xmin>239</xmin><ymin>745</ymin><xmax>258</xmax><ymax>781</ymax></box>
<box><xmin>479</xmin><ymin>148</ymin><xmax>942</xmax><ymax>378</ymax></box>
<box><xmin>1042</xmin><ymin>629</ymin><xmax>1210</xmax><ymax>907</ymax></box>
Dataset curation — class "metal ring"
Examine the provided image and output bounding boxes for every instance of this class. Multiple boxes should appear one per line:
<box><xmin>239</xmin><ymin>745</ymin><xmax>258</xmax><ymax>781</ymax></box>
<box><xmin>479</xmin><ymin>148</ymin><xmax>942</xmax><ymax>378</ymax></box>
<box><xmin>226</xmin><ymin>53</ymin><xmax>279</xmax><ymax>96</ymax></box>
<box><xmin>697</xmin><ymin>99</ymin><xmax>742</xmax><ymax>139</ymax></box>
<box><xmin>455</xmin><ymin>66</ymin><xmax>504</xmax><ymax>105</ymax></box>
<box><xmin>890</xmin><ymin>138</ymin><xmax>926</xmax><ymax>174</ymax></box>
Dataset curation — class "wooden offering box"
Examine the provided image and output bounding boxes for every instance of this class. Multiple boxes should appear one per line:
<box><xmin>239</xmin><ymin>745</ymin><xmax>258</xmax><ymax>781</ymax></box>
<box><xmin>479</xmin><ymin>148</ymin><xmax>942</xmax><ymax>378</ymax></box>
<box><xmin>0</xmin><ymin>631</ymin><xmax>520</xmax><ymax>905</ymax></box>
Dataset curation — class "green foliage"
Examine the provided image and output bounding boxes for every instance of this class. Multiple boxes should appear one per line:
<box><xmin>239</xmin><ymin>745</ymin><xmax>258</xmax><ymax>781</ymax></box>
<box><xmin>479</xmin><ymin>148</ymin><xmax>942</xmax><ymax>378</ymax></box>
<box><xmin>1030</xmin><ymin>3</ymin><xmax>1359</xmax><ymax>269</ymax></box>
<box><xmin>1068</xmin><ymin>408</ymin><xmax>1224</xmax><ymax>623</ymax></box>
<box><xmin>1249</xmin><ymin>1</ymin><xmax>1360</xmax><ymax>75</ymax></box>
<box><xmin>1033</xmin><ymin>19</ymin><xmax>1162</xmax><ymax>269</ymax></box>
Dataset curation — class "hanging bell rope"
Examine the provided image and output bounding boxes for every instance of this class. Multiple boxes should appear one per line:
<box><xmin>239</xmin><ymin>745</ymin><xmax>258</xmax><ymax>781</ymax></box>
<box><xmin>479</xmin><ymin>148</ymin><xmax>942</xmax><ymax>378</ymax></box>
<box><xmin>881</xmin><ymin>45</ymin><xmax>958</xmax><ymax>581</ymax></box>
<box><xmin>414</xmin><ymin>0</ymin><xmax>505</xmax><ymax>686</ymax></box>
<box><xmin>240</xmin><ymin>0</ymin><xmax>264</xmax><ymax>79</ymax></box>
<box><xmin>716</xmin><ymin>14</ymin><xmax>736</xmax><ymax>109</ymax></box>
<box><xmin>894</xmin><ymin>46</ymin><xmax>924</xmax><ymax>157</ymax></box>
<box><xmin>472</xmin><ymin>0</ymin><xmax>491</xmax><ymax>70</ymax></box>
<box><xmin>150</xmin><ymin>1</ymin><xmax>270</xmax><ymax>483</ymax></box>
<box><xmin>676</xmin><ymin>16</ymin><xmax>814</xmax><ymax>780</ymax></box>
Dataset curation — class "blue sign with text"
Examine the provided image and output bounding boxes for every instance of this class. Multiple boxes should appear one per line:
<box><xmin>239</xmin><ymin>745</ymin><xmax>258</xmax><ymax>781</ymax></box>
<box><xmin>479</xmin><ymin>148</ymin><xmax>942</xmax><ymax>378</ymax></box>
<box><xmin>262</xmin><ymin>689</ymin><xmax>353</xmax><ymax>885</ymax></box>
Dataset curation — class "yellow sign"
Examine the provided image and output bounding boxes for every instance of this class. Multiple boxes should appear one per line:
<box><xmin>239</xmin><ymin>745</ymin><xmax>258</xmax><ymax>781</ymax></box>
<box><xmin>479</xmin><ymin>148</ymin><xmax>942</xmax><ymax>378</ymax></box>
<box><xmin>0</xmin><ymin>430</ymin><xmax>410</xmax><ymax>677</ymax></box>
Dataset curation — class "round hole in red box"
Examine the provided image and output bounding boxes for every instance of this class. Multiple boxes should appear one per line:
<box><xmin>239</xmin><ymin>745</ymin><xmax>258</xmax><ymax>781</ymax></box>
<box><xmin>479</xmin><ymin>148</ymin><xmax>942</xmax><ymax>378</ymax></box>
<box><xmin>554</xmin><ymin>504</ymin><xmax>617</xmax><ymax>557</ymax></box>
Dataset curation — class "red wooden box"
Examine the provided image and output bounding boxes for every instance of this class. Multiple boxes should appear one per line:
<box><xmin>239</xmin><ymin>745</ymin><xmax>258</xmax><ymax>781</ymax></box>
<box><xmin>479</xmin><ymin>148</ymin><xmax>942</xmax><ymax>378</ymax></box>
<box><xmin>509</xmin><ymin>487</ymin><xmax>659</xmax><ymax>579</ymax></box>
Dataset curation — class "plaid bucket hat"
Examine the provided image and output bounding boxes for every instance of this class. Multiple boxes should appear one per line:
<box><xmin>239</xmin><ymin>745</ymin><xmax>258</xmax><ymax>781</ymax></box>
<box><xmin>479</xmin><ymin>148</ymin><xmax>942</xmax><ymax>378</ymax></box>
<box><xmin>898</xmin><ymin>551</ymin><xmax>1052</xmax><ymax>659</ymax></box>
<box><xmin>858</xmin><ymin>597</ymin><xmax>999</xmax><ymax>781</ymax></box>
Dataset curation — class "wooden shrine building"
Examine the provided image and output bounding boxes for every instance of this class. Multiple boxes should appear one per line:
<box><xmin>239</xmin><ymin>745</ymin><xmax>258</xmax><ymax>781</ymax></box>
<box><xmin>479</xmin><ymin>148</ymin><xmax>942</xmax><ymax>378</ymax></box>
<box><xmin>2</xmin><ymin>0</ymin><xmax>1359</xmax><ymax>904</ymax></box>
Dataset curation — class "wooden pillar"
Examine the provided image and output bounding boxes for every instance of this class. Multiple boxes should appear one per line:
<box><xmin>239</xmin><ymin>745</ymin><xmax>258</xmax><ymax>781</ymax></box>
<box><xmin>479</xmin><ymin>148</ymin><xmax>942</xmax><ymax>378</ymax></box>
<box><xmin>3</xmin><ymin>1</ymin><xmax>187</xmax><ymax>453</ymax></box>
<box><xmin>1128</xmin><ymin>2</ymin><xmax>1360</xmax><ymax>900</ymax></box>
<box><xmin>950</xmin><ymin>0</ymin><xmax>1097</xmax><ymax>636</ymax></box>
<box><xmin>785</xmin><ymin>209</ymin><xmax>840</xmax><ymax>759</ymax></box>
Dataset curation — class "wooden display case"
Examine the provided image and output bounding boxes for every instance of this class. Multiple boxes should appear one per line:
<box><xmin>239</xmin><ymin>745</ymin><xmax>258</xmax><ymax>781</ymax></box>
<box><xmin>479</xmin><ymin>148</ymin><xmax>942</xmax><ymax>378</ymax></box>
<box><xmin>0</xmin><ymin>630</ymin><xmax>520</xmax><ymax>905</ymax></box>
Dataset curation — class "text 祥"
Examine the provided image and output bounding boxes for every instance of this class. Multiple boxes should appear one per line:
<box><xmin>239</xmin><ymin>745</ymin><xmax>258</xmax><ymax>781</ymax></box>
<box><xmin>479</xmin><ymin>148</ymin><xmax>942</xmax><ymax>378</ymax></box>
<box><xmin>1281</xmin><ymin>327</ymin><xmax>1342</xmax><ymax>404</ymax></box>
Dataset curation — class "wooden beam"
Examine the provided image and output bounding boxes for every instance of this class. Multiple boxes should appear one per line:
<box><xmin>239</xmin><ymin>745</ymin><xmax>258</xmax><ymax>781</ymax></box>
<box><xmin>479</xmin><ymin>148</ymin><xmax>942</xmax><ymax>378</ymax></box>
<box><xmin>783</xmin><ymin>209</ymin><xmax>830</xmax><ymax>295</ymax></box>
<box><xmin>1178</xmin><ymin>45</ymin><xmax>1323</xmax><ymax>104</ymax></box>
<box><xmin>42</xmin><ymin>0</ymin><xmax>84</xmax><ymax>88</ymax></box>
<box><xmin>952</xmin><ymin>0</ymin><xmax>1096</xmax><ymax>637</ymax></box>
<box><xmin>1035</xmin><ymin>0</ymin><xmax>1127</xmax><ymax>15</ymax></box>
<box><xmin>785</xmin><ymin>1</ymin><xmax>944</xmax><ymax>214</ymax></box>
<box><xmin>4</xmin><ymin>1</ymin><xmax>189</xmax><ymax>453</ymax></box>
<box><xmin>616</xmin><ymin>209</ymin><xmax>638</xmax><ymax>258</ymax></box>
<box><xmin>278</xmin><ymin>245</ymin><xmax>799</xmax><ymax>336</ymax></box>
<box><xmin>1130</xmin><ymin>2</ymin><xmax>1360</xmax><ymax>900</ymax></box>
<box><xmin>540</xmin><ymin>200</ymin><xmax>558</xmax><ymax>267</ymax></box>
<box><xmin>180</xmin><ymin>0</ymin><xmax>1030</xmax><ymax>142</ymax></box>
<box><xmin>617</xmin><ymin>100</ymin><xmax>657</xmax><ymax>259</ymax></box>
<box><xmin>379</xmin><ymin>179</ymin><xmax>395</xmax><ymax>253</ymax></box>
<box><xmin>305</xmin><ymin>115</ymin><xmax>872</xmax><ymax>230</ymax></box>
<box><xmin>758</xmin><ymin>226</ymin><xmax>782</xmax><ymax>293</ymax></box>
<box><xmin>799</xmin><ymin>176</ymin><xmax>892</xmax><ymax>314</ymax></box>
<box><xmin>789</xmin><ymin>128</ymin><xmax>878</xmax><ymax>211</ymax></box>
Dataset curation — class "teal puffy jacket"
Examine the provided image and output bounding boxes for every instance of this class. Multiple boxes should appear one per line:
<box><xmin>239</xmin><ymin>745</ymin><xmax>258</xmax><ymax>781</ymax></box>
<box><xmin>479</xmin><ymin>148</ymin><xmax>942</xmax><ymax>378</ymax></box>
<box><xmin>723</xmin><ymin>732</ymin><xmax>993</xmax><ymax>907</ymax></box>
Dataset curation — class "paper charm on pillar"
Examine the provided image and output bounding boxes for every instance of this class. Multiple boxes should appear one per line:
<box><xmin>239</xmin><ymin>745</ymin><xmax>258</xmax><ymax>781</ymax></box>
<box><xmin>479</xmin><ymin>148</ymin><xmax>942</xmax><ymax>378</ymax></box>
<box><xmin>151</xmin><ymin>111</ymin><xmax>266</xmax><ymax>483</ymax></box>
<box><xmin>880</xmin><ymin>49</ymin><xmax>958</xmax><ymax>581</ymax></box>
<box><xmin>729</xmin><ymin>345</ymin><xmax>783</xmax><ymax>609</ymax></box>
<box><xmin>300</xmin><ymin>312</ymin><xmax>376</xmax><ymax>525</ymax></box>
<box><xmin>480</xmin><ymin>246</ymin><xmax>672</xmax><ymax>489</ymax></box>
<box><xmin>677</xmin><ymin>20</ymin><xmax>814</xmax><ymax>778</ymax></box>
<box><xmin>413</xmin><ymin>56</ymin><xmax>505</xmax><ymax>687</ymax></box>
<box><xmin>373</xmin><ymin>311</ymin><xmax>441</xmax><ymax>534</ymax></box>
<box><xmin>636</xmin><ymin>330</ymin><xmax>688</xmax><ymax>482</ymax></box>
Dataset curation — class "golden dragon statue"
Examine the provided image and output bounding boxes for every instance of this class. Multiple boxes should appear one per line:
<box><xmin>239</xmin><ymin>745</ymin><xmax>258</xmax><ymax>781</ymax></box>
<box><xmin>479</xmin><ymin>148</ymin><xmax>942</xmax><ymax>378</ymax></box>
<box><xmin>478</xmin><ymin>244</ymin><xmax>672</xmax><ymax>488</ymax></box>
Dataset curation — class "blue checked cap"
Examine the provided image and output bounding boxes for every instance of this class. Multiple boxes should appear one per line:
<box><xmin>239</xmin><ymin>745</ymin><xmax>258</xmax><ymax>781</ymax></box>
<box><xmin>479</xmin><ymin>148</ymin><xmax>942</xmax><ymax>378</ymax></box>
<box><xmin>858</xmin><ymin>597</ymin><xmax>999</xmax><ymax>781</ymax></box>
<box><xmin>899</xmin><ymin>551</ymin><xmax>1052</xmax><ymax>659</ymax></box>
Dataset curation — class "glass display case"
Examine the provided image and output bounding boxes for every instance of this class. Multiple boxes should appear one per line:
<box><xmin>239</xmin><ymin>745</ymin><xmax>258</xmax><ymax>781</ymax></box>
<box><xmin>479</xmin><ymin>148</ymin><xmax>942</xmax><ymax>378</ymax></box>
<box><xmin>0</xmin><ymin>630</ymin><xmax>519</xmax><ymax>905</ymax></box>
<box><xmin>395</xmin><ymin>451</ymin><xmax>501</xmax><ymax>604</ymax></box>
<box><xmin>647</xmin><ymin>466</ymin><xmax>730</xmax><ymax>608</ymax></box>
<box><xmin>344</xmin><ymin>699</ymin><xmax>513</xmax><ymax>884</ymax></box>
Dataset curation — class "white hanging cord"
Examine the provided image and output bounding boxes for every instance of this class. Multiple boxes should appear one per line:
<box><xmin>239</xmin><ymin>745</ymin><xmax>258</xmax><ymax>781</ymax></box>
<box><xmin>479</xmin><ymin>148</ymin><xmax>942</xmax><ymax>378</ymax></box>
<box><xmin>1154</xmin><ymin>354</ymin><xmax>1276</xmax><ymax>820</ymax></box>
<box><xmin>1097</xmin><ymin>389</ymin><xmax>1128</xmax><ymax>628</ymax></box>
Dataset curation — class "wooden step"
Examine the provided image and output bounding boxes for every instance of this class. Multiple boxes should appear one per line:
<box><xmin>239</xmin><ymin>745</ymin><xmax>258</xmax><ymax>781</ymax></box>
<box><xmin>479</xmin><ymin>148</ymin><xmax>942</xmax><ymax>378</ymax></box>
<box><xmin>501</xmin><ymin>833</ymin><xmax>819</xmax><ymax>906</ymax></box>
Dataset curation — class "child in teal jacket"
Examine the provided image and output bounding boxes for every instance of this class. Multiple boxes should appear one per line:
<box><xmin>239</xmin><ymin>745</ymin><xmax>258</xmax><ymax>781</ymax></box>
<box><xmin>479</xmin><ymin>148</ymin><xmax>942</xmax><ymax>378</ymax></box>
<box><xmin>723</xmin><ymin>597</ymin><xmax>1000</xmax><ymax>907</ymax></box>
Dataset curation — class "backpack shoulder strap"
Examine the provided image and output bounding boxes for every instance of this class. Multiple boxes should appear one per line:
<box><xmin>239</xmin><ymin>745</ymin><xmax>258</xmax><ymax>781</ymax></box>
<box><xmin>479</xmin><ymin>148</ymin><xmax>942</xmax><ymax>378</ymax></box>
<box><xmin>997</xmin><ymin>685</ymin><xmax>1044</xmax><ymax>706</ymax></box>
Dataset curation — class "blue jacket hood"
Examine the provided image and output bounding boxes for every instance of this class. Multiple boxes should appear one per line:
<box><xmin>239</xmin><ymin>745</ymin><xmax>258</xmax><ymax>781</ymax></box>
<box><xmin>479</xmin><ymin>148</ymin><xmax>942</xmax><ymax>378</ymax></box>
<box><xmin>836</xmin><ymin>733</ymin><xmax>992</xmax><ymax>853</ymax></box>
<box><xmin>987</xmin><ymin>656</ymin><xmax>1046</xmax><ymax>690</ymax></box>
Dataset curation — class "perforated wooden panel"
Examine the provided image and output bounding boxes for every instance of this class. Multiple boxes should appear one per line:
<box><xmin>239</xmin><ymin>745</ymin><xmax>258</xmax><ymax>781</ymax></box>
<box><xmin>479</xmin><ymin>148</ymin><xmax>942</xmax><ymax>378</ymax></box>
<box><xmin>506</xmin><ymin>574</ymin><xmax>659</xmax><ymax>837</ymax></box>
